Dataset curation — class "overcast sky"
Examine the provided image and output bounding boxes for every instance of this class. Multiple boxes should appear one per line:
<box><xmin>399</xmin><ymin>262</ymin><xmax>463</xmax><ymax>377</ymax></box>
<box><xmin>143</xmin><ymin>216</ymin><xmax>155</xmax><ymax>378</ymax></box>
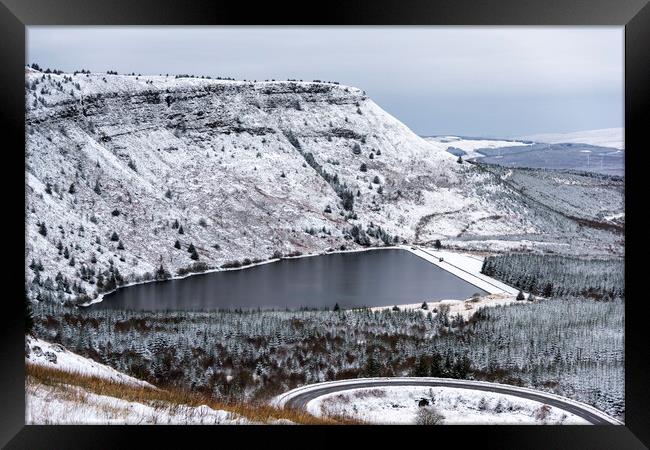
<box><xmin>27</xmin><ymin>26</ymin><xmax>623</xmax><ymax>138</ymax></box>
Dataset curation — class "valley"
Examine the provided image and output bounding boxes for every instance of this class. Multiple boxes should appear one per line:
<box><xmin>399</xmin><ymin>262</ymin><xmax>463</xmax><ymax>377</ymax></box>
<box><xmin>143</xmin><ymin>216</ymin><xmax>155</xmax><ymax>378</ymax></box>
<box><xmin>24</xmin><ymin>68</ymin><xmax>625</xmax><ymax>425</ymax></box>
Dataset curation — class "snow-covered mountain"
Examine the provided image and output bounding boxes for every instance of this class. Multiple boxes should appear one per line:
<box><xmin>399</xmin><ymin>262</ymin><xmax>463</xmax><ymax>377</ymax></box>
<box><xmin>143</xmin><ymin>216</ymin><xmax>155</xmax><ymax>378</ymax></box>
<box><xmin>25</xmin><ymin>68</ymin><xmax>623</xmax><ymax>304</ymax></box>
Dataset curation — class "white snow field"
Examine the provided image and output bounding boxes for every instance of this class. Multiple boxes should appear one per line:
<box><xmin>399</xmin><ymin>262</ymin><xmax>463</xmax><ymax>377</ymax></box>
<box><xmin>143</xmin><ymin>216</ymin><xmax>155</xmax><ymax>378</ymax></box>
<box><xmin>518</xmin><ymin>128</ymin><xmax>624</xmax><ymax>150</ymax></box>
<box><xmin>307</xmin><ymin>385</ymin><xmax>589</xmax><ymax>425</ymax></box>
<box><xmin>26</xmin><ymin>383</ymin><xmax>247</xmax><ymax>425</ymax></box>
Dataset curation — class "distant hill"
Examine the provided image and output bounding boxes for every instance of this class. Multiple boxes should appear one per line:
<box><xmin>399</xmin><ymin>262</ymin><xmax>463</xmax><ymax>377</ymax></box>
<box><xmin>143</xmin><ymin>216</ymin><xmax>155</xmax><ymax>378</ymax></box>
<box><xmin>475</xmin><ymin>143</ymin><xmax>624</xmax><ymax>177</ymax></box>
<box><xmin>517</xmin><ymin>128</ymin><xmax>623</xmax><ymax>150</ymax></box>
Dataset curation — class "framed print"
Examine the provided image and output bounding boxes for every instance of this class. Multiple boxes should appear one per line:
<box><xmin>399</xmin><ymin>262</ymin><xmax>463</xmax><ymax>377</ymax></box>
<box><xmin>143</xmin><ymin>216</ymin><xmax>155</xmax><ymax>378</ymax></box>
<box><xmin>1</xmin><ymin>0</ymin><xmax>648</xmax><ymax>448</ymax></box>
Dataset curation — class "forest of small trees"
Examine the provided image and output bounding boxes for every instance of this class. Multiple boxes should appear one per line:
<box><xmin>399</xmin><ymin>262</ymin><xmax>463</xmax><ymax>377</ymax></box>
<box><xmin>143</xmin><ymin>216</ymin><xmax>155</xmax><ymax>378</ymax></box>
<box><xmin>481</xmin><ymin>253</ymin><xmax>624</xmax><ymax>299</ymax></box>
<box><xmin>31</xmin><ymin>297</ymin><xmax>624</xmax><ymax>419</ymax></box>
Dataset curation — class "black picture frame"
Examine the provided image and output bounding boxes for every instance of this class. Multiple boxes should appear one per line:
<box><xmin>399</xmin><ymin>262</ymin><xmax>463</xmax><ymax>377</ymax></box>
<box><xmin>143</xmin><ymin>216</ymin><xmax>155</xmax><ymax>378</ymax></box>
<box><xmin>1</xmin><ymin>0</ymin><xmax>648</xmax><ymax>448</ymax></box>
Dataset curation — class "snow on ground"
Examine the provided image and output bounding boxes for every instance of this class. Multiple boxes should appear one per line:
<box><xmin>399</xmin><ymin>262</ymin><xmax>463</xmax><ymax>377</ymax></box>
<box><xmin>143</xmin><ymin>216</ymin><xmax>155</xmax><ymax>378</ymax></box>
<box><xmin>25</xmin><ymin>336</ymin><xmax>256</xmax><ymax>424</ymax></box>
<box><xmin>370</xmin><ymin>292</ymin><xmax>519</xmax><ymax>320</ymax></box>
<box><xmin>423</xmin><ymin>136</ymin><xmax>531</xmax><ymax>159</ymax></box>
<box><xmin>26</xmin><ymin>382</ymin><xmax>247</xmax><ymax>425</ymax></box>
<box><xmin>605</xmin><ymin>212</ymin><xmax>625</xmax><ymax>221</ymax></box>
<box><xmin>307</xmin><ymin>386</ymin><xmax>589</xmax><ymax>425</ymax></box>
<box><xmin>404</xmin><ymin>246</ymin><xmax>519</xmax><ymax>295</ymax></box>
<box><xmin>26</xmin><ymin>336</ymin><xmax>153</xmax><ymax>388</ymax></box>
<box><xmin>518</xmin><ymin>128</ymin><xmax>624</xmax><ymax>150</ymax></box>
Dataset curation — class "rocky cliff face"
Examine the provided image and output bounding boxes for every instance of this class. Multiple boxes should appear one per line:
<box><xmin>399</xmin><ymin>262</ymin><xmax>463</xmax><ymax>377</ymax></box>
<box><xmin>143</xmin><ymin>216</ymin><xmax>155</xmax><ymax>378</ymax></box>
<box><xmin>25</xmin><ymin>69</ymin><xmax>622</xmax><ymax>304</ymax></box>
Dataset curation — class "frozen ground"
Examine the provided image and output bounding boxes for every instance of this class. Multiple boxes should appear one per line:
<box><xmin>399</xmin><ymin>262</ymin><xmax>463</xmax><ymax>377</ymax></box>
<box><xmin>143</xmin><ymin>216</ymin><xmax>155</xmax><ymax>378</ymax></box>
<box><xmin>307</xmin><ymin>385</ymin><xmax>590</xmax><ymax>424</ymax></box>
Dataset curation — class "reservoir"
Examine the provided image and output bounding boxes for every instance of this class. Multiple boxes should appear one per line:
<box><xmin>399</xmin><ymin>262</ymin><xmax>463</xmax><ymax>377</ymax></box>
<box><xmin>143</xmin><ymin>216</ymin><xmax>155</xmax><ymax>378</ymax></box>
<box><xmin>93</xmin><ymin>249</ymin><xmax>487</xmax><ymax>311</ymax></box>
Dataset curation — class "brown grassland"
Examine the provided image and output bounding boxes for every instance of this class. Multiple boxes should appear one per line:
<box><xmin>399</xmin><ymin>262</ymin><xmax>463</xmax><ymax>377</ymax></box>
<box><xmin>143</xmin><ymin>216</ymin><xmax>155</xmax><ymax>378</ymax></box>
<box><xmin>26</xmin><ymin>363</ymin><xmax>361</xmax><ymax>425</ymax></box>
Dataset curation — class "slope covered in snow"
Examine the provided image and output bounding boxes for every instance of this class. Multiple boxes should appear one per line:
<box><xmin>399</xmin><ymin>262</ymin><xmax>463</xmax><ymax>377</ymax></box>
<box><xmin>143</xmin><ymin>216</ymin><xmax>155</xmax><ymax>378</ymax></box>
<box><xmin>26</xmin><ymin>382</ymin><xmax>248</xmax><ymax>425</ymax></box>
<box><xmin>25</xmin><ymin>336</ymin><xmax>250</xmax><ymax>424</ymax></box>
<box><xmin>26</xmin><ymin>336</ymin><xmax>153</xmax><ymax>388</ymax></box>
<box><xmin>25</xmin><ymin>70</ymin><xmax>624</xmax><ymax>304</ymax></box>
<box><xmin>518</xmin><ymin>128</ymin><xmax>624</xmax><ymax>150</ymax></box>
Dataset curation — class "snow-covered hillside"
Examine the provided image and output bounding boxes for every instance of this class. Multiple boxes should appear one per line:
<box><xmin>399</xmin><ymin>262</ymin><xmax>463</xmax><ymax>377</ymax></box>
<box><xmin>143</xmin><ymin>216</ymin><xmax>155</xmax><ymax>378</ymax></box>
<box><xmin>518</xmin><ymin>128</ymin><xmax>624</xmax><ymax>150</ymax></box>
<box><xmin>25</xmin><ymin>336</ymin><xmax>250</xmax><ymax>424</ymax></box>
<box><xmin>25</xmin><ymin>69</ymin><xmax>624</xmax><ymax>304</ymax></box>
<box><xmin>26</xmin><ymin>336</ymin><xmax>153</xmax><ymax>387</ymax></box>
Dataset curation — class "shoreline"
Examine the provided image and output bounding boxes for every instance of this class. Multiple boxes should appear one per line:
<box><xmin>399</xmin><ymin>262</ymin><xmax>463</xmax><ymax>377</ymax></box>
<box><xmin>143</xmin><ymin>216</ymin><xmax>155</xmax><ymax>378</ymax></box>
<box><xmin>81</xmin><ymin>244</ymin><xmax>404</xmax><ymax>308</ymax></box>
<box><xmin>80</xmin><ymin>244</ymin><xmax>520</xmax><ymax>310</ymax></box>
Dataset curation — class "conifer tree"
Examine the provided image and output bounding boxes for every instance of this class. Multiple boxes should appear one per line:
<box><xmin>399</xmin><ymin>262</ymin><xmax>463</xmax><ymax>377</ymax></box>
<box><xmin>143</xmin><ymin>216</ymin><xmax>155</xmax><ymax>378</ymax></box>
<box><xmin>25</xmin><ymin>293</ymin><xmax>34</xmax><ymax>335</ymax></box>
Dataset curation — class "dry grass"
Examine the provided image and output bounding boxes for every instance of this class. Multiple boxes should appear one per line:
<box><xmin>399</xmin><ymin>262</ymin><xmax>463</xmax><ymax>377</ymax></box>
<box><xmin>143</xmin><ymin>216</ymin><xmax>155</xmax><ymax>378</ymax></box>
<box><xmin>26</xmin><ymin>363</ymin><xmax>360</xmax><ymax>425</ymax></box>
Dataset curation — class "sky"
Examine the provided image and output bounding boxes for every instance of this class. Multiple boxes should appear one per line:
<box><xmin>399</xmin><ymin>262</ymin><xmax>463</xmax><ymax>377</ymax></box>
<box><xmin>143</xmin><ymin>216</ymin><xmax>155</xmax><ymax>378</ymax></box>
<box><xmin>27</xmin><ymin>27</ymin><xmax>623</xmax><ymax>138</ymax></box>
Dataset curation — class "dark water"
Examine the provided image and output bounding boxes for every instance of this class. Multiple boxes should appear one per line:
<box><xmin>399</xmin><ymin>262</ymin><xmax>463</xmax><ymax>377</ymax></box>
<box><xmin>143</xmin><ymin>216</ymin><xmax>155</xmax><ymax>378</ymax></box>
<box><xmin>93</xmin><ymin>249</ymin><xmax>486</xmax><ymax>311</ymax></box>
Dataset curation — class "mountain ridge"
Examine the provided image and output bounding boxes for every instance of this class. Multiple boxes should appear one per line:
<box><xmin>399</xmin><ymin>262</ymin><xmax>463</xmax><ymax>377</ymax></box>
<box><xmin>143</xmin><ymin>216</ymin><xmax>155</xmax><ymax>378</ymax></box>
<box><xmin>25</xmin><ymin>70</ymin><xmax>623</xmax><ymax>304</ymax></box>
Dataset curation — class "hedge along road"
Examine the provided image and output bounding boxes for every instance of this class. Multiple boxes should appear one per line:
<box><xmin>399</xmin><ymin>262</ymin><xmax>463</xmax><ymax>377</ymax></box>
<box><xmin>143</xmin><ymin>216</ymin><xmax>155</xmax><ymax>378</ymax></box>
<box><xmin>273</xmin><ymin>377</ymin><xmax>622</xmax><ymax>425</ymax></box>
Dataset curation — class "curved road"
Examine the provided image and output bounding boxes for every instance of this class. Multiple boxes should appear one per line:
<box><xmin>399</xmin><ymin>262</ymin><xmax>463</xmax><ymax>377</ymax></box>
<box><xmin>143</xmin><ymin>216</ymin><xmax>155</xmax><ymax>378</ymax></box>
<box><xmin>274</xmin><ymin>377</ymin><xmax>621</xmax><ymax>425</ymax></box>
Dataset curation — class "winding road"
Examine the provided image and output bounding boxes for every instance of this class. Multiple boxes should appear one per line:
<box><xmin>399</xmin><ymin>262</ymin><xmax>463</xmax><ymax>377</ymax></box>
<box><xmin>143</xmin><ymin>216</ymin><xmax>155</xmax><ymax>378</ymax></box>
<box><xmin>273</xmin><ymin>377</ymin><xmax>622</xmax><ymax>425</ymax></box>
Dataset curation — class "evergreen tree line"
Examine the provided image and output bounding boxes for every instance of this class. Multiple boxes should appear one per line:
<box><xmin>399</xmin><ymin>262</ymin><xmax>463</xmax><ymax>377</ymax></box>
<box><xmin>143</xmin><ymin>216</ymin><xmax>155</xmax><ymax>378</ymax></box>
<box><xmin>283</xmin><ymin>130</ymin><xmax>355</xmax><ymax>211</ymax></box>
<box><xmin>32</xmin><ymin>297</ymin><xmax>623</xmax><ymax>418</ymax></box>
<box><xmin>481</xmin><ymin>253</ymin><xmax>624</xmax><ymax>299</ymax></box>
